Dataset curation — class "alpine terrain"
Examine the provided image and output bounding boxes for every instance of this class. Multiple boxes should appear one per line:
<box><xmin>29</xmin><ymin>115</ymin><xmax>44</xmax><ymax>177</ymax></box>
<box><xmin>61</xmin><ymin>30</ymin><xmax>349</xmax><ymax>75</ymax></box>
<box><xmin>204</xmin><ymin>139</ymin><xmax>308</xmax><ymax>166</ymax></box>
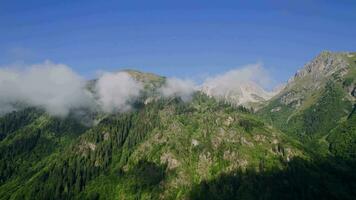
<box><xmin>0</xmin><ymin>51</ymin><xmax>355</xmax><ymax>200</ymax></box>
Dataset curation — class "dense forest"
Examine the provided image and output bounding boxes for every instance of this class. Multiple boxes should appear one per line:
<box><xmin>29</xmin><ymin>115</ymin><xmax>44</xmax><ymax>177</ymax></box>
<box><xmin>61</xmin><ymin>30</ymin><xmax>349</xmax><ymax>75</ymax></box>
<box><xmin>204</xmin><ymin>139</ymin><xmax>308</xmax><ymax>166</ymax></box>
<box><xmin>0</xmin><ymin>93</ymin><xmax>355</xmax><ymax>199</ymax></box>
<box><xmin>0</xmin><ymin>52</ymin><xmax>355</xmax><ymax>199</ymax></box>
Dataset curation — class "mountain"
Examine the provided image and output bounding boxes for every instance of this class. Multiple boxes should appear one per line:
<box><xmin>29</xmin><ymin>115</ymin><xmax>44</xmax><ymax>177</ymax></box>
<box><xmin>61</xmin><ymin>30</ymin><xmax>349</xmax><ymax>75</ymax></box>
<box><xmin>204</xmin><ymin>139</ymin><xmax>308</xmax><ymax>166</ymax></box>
<box><xmin>0</xmin><ymin>93</ymin><xmax>309</xmax><ymax>199</ymax></box>
<box><xmin>327</xmin><ymin>107</ymin><xmax>356</xmax><ymax>160</ymax></box>
<box><xmin>0</xmin><ymin>53</ymin><xmax>356</xmax><ymax>200</ymax></box>
<box><xmin>124</xmin><ymin>69</ymin><xmax>166</xmax><ymax>89</ymax></box>
<box><xmin>201</xmin><ymin>81</ymin><xmax>276</xmax><ymax>108</ymax></box>
<box><xmin>259</xmin><ymin>51</ymin><xmax>356</xmax><ymax>155</ymax></box>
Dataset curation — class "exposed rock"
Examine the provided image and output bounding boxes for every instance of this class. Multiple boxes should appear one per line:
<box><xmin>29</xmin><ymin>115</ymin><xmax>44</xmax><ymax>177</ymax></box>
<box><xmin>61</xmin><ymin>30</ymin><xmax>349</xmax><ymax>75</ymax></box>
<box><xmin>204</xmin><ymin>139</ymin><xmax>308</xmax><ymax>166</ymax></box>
<box><xmin>240</xmin><ymin>136</ymin><xmax>254</xmax><ymax>147</ymax></box>
<box><xmin>78</xmin><ymin>141</ymin><xmax>97</xmax><ymax>157</ymax></box>
<box><xmin>160</xmin><ymin>152</ymin><xmax>180</xmax><ymax>170</ymax></box>
<box><xmin>271</xmin><ymin>139</ymin><xmax>279</xmax><ymax>145</ymax></box>
<box><xmin>223</xmin><ymin>150</ymin><xmax>239</xmax><ymax>161</ymax></box>
<box><xmin>285</xmin><ymin>148</ymin><xmax>293</xmax><ymax>162</ymax></box>
<box><xmin>191</xmin><ymin>139</ymin><xmax>199</xmax><ymax>147</ymax></box>
<box><xmin>271</xmin><ymin>107</ymin><xmax>281</xmax><ymax>112</ymax></box>
<box><xmin>211</xmin><ymin>128</ymin><xmax>225</xmax><ymax>149</ymax></box>
<box><xmin>224</xmin><ymin>116</ymin><xmax>234</xmax><ymax>126</ymax></box>
<box><xmin>198</xmin><ymin>152</ymin><xmax>213</xmax><ymax>178</ymax></box>
<box><xmin>144</xmin><ymin>97</ymin><xmax>158</xmax><ymax>105</ymax></box>
<box><xmin>253</xmin><ymin>134</ymin><xmax>267</xmax><ymax>142</ymax></box>
<box><xmin>226</xmin><ymin>158</ymin><xmax>248</xmax><ymax>171</ymax></box>
<box><xmin>153</xmin><ymin>132</ymin><xmax>167</xmax><ymax>144</ymax></box>
<box><xmin>103</xmin><ymin>132</ymin><xmax>110</xmax><ymax>141</ymax></box>
<box><xmin>271</xmin><ymin>143</ymin><xmax>285</xmax><ymax>156</ymax></box>
<box><xmin>87</xmin><ymin>142</ymin><xmax>96</xmax><ymax>151</ymax></box>
<box><xmin>94</xmin><ymin>160</ymin><xmax>101</xmax><ymax>167</ymax></box>
<box><xmin>280</xmin><ymin>91</ymin><xmax>303</xmax><ymax>108</ymax></box>
<box><xmin>237</xmin><ymin>159</ymin><xmax>248</xmax><ymax>169</ymax></box>
<box><xmin>277</xmin><ymin>52</ymin><xmax>349</xmax><ymax>110</ymax></box>
<box><xmin>293</xmin><ymin>51</ymin><xmax>348</xmax><ymax>80</ymax></box>
<box><xmin>219</xmin><ymin>151</ymin><xmax>250</xmax><ymax>172</ymax></box>
<box><xmin>201</xmin><ymin>81</ymin><xmax>276</xmax><ymax>107</ymax></box>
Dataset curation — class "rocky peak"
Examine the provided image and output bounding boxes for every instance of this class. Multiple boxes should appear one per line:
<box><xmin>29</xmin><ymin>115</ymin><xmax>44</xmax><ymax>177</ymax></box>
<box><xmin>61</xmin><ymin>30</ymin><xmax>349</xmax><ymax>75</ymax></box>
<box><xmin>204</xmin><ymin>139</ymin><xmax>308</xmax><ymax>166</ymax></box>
<box><xmin>201</xmin><ymin>81</ymin><xmax>275</xmax><ymax>106</ymax></box>
<box><xmin>121</xmin><ymin>69</ymin><xmax>166</xmax><ymax>91</ymax></box>
<box><xmin>292</xmin><ymin>51</ymin><xmax>349</xmax><ymax>81</ymax></box>
<box><xmin>274</xmin><ymin>51</ymin><xmax>352</xmax><ymax>109</ymax></box>
<box><xmin>123</xmin><ymin>69</ymin><xmax>165</xmax><ymax>83</ymax></box>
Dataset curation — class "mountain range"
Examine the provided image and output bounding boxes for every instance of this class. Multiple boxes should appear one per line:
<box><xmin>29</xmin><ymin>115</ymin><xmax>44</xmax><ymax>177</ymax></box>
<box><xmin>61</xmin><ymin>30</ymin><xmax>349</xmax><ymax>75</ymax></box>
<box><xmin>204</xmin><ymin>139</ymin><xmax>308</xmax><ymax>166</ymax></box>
<box><xmin>0</xmin><ymin>51</ymin><xmax>355</xmax><ymax>200</ymax></box>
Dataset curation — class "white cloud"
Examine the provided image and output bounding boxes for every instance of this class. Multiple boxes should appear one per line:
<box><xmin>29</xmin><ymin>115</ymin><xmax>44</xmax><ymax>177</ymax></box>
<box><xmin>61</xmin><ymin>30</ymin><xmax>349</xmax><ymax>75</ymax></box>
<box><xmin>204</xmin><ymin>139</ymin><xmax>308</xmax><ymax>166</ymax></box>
<box><xmin>203</xmin><ymin>64</ymin><xmax>272</xmax><ymax>89</ymax></box>
<box><xmin>95</xmin><ymin>71</ymin><xmax>143</xmax><ymax>113</ymax></box>
<box><xmin>159</xmin><ymin>78</ymin><xmax>197</xmax><ymax>101</ymax></box>
<box><xmin>0</xmin><ymin>61</ymin><xmax>277</xmax><ymax>116</ymax></box>
<box><xmin>201</xmin><ymin>64</ymin><xmax>275</xmax><ymax>104</ymax></box>
<box><xmin>0</xmin><ymin>61</ymin><xmax>94</xmax><ymax>116</ymax></box>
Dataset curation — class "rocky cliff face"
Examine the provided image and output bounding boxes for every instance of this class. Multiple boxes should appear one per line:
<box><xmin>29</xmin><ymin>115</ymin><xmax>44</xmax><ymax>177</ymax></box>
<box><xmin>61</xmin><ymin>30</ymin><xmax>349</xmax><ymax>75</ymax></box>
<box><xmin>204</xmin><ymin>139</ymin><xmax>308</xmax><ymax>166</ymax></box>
<box><xmin>276</xmin><ymin>51</ymin><xmax>353</xmax><ymax>109</ymax></box>
<box><xmin>292</xmin><ymin>51</ymin><xmax>349</xmax><ymax>80</ymax></box>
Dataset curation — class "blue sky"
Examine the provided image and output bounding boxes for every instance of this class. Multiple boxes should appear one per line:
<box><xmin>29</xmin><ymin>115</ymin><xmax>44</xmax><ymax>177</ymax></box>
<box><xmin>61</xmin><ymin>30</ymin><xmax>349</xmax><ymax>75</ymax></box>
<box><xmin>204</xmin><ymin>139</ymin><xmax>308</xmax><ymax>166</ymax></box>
<box><xmin>0</xmin><ymin>0</ymin><xmax>356</xmax><ymax>84</ymax></box>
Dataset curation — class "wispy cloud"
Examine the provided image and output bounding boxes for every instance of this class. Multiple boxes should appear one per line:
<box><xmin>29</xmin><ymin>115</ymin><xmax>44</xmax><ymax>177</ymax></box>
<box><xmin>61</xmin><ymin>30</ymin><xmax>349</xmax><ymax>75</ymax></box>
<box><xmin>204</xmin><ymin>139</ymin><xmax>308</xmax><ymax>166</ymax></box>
<box><xmin>201</xmin><ymin>64</ymin><xmax>275</xmax><ymax>104</ymax></box>
<box><xmin>159</xmin><ymin>78</ymin><xmax>197</xmax><ymax>102</ymax></box>
<box><xmin>0</xmin><ymin>62</ymin><xmax>144</xmax><ymax>116</ymax></box>
<box><xmin>202</xmin><ymin>63</ymin><xmax>273</xmax><ymax>90</ymax></box>
<box><xmin>0</xmin><ymin>60</ymin><xmax>276</xmax><ymax>116</ymax></box>
<box><xmin>95</xmin><ymin>71</ymin><xmax>143</xmax><ymax>113</ymax></box>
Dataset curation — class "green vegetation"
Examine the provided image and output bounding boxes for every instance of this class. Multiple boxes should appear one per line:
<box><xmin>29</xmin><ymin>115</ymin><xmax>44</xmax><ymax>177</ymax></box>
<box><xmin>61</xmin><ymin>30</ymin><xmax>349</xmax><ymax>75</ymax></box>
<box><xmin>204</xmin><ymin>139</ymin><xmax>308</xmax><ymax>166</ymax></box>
<box><xmin>0</xmin><ymin>52</ymin><xmax>356</xmax><ymax>199</ymax></box>
<box><xmin>0</xmin><ymin>94</ymin><xmax>306</xmax><ymax>199</ymax></box>
<box><xmin>189</xmin><ymin>157</ymin><xmax>356</xmax><ymax>200</ymax></box>
<box><xmin>327</xmin><ymin>108</ymin><xmax>356</xmax><ymax>160</ymax></box>
<box><xmin>259</xmin><ymin>52</ymin><xmax>355</xmax><ymax>157</ymax></box>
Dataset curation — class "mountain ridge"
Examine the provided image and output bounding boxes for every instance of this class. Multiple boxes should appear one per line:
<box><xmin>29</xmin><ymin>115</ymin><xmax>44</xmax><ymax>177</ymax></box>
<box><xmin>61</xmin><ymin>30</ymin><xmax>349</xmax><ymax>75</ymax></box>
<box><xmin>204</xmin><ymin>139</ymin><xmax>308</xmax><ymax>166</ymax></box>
<box><xmin>258</xmin><ymin>51</ymin><xmax>356</xmax><ymax>157</ymax></box>
<box><xmin>0</xmin><ymin>51</ymin><xmax>355</xmax><ymax>199</ymax></box>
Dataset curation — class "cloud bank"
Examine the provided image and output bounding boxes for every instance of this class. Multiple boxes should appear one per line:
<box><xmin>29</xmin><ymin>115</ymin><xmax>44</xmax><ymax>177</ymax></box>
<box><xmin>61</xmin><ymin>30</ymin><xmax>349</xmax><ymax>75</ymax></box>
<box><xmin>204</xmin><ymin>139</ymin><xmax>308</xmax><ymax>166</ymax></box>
<box><xmin>0</xmin><ymin>60</ymin><xmax>276</xmax><ymax>117</ymax></box>
<box><xmin>95</xmin><ymin>72</ymin><xmax>143</xmax><ymax>113</ymax></box>
<box><xmin>159</xmin><ymin>78</ymin><xmax>197</xmax><ymax>102</ymax></box>
<box><xmin>0</xmin><ymin>63</ymin><xmax>144</xmax><ymax>116</ymax></box>
<box><xmin>0</xmin><ymin>61</ymin><xmax>93</xmax><ymax>116</ymax></box>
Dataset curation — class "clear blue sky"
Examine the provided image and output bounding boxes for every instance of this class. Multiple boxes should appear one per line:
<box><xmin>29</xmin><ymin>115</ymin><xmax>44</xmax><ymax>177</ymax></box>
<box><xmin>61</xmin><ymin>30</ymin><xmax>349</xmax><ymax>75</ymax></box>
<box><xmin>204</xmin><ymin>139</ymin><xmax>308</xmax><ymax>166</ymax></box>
<box><xmin>1</xmin><ymin>0</ymin><xmax>356</xmax><ymax>83</ymax></box>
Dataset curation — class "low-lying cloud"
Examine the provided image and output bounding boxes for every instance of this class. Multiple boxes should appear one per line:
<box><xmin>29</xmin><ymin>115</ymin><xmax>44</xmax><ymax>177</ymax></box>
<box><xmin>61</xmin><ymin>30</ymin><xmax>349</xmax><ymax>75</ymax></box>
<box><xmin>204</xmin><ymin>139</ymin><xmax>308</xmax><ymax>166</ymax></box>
<box><xmin>159</xmin><ymin>78</ymin><xmax>197</xmax><ymax>102</ymax></box>
<box><xmin>202</xmin><ymin>64</ymin><xmax>272</xmax><ymax>90</ymax></box>
<box><xmin>0</xmin><ymin>61</ymin><xmax>93</xmax><ymax>116</ymax></box>
<box><xmin>95</xmin><ymin>71</ymin><xmax>143</xmax><ymax>113</ymax></box>
<box><xmin>0</xmin><ymin>63</ymin><xmax>145</xmax><ymax>116</ymax></box>
<box><xmin>0</xmin><ymin>61</ymin><xmax>276</xmax><ymax>117</ymax></box>
<box><xmin>201</xmin><ymin>64</ymin><xmax>275</xmax><ymax>103</ymax></box>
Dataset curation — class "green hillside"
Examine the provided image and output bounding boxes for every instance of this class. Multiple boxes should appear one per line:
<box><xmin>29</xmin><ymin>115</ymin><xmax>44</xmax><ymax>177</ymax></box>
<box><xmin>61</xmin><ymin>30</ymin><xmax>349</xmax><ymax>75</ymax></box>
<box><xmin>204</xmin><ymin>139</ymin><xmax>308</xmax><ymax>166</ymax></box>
<box><xmin>0</xmin><ymin>53</ymin><xmax>356</xmax><ymax>199</ymax></box>
<box><xmin>259</xmin><ymin>52</ymin><xmax>356</xmax><ymax>156</ymax></box>
<box><xmin>0</xmin><ymin>94</ymin><xmax>308</xmax><ymax>199</ymax></box>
